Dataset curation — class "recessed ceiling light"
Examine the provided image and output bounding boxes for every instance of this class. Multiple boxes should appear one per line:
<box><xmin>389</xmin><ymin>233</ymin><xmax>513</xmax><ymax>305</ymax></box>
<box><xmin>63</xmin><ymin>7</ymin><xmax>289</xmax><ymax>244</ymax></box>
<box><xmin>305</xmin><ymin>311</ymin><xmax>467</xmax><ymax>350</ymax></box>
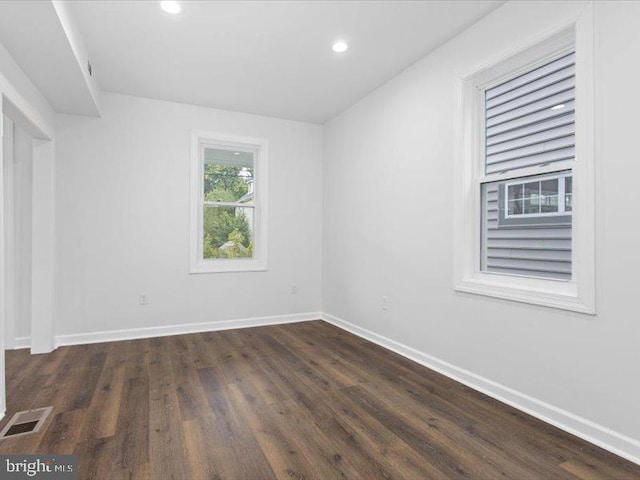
<box><xmin>550</xmin><ymin>103</ymin><xmax>566</xmax><ymax>110</ymax></box>
<box><xmin>160</xmin><ymin>1</ymin><xmax>181</xmax><ymax>14</ymax></box>
<box><xmin>234</xmin><ymin>152</ymin><xmax>240</xmax><ymax>155</ymax></box>
<box><xmin>332</xmin><ymin>41</ymin><xmax>349</xmax><ymax>53</ymax></box>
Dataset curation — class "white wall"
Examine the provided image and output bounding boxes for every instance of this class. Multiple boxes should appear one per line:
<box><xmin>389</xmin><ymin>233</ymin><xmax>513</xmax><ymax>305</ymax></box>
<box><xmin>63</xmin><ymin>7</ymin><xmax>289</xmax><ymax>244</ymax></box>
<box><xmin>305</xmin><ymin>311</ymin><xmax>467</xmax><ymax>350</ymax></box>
<box><xmin>54</xmin><ymin>92</ymin><xmax>322</xmax><ymax>337</ymax></box>
<box><xmin>323</xmin><ymin>0</ymin><xmax>640</xmax><ymax>460</ymax></box>
<box><xmin>12</xmin><ymin>125</ymin><xmax>32</xmax><ymax>342</ymax></box>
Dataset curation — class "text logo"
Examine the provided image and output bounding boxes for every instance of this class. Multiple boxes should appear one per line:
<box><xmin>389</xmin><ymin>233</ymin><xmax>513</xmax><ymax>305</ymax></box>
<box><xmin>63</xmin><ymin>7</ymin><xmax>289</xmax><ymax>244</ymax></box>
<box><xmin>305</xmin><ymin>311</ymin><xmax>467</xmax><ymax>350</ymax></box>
<box><xmin>0</xmin><ymin>455</ymin><xmax>77</xmax><ymax>479</ymax></box>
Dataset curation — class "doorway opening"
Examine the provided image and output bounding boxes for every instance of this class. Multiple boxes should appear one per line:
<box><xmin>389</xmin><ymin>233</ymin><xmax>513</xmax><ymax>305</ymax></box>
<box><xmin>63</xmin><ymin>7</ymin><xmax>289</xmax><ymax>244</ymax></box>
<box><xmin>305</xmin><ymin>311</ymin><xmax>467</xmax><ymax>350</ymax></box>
<box><xmin>2</xmin><ymin>113</ymin><xmax>33</xmax><ymax>350</ymax></box>
<box><xmin>1</xmin><ymin>91</ymin><xmax>55</xmax><ymax>417</ymax></box>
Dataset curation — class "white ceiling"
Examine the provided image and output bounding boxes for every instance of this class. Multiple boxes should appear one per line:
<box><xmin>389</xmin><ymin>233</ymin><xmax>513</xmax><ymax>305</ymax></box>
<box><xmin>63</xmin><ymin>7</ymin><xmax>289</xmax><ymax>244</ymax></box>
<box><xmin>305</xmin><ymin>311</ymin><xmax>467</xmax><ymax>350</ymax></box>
<box><xmin>0</xmin><ymin>1</ymin><xmax>99</xmax><ymax>116</ymax></box>
<box><xmin>68</xmin><ymin>0</ymin><xmax>503</xmax><ymax>123</ymax></box>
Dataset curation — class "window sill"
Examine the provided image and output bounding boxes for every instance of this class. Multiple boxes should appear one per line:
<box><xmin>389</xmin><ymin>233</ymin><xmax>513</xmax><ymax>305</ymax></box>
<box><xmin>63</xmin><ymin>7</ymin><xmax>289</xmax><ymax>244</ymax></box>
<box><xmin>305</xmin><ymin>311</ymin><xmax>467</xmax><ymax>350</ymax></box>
<box><xmin>455</xmin><ymin>274</ymin><xmax>594</xmax><ymax>314</ymax></box>
<box><xmin>190</xmin><ymin>259</ymin><xmax>268</xmax><ymax>274</ymax></box>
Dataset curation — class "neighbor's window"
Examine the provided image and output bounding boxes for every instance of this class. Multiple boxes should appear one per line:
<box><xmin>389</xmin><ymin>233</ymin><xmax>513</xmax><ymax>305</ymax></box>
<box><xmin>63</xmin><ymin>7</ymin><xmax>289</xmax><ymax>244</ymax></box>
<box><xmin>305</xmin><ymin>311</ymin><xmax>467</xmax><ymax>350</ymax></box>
<box><xmin>504</xmin><ymin>172</ymin><xmax>572</xmax><ymax>218</ymax></box>
<box><xmin>190</xmin><ymin>132</ymin><xmax>268</xmax><ymax>273</ymax></box>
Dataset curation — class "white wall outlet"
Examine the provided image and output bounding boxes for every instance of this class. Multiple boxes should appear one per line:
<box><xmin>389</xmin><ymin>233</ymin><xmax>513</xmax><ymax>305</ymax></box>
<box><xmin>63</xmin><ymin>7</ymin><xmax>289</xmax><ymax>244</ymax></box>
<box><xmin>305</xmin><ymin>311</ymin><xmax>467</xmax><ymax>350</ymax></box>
<box><xmin>139</xmin><ymin>293</ymin><xmax>150</xmax><ymax>305</ymax></box>
<box><xmin>381</xmin><ymin>295</ymin><xmax>389</xmax><ymax>311</ymax></box>
<box><xmin>290</xmin><ymin>284</ymin><xmax>297</xmax><ymax>294</ymax></box>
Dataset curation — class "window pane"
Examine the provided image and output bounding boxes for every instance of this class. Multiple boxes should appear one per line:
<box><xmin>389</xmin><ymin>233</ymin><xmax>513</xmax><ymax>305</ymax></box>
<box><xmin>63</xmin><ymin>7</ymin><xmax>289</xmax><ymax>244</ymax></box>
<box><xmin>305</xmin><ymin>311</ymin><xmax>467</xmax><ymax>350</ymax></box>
<box><xmin>508</xmin><ymin>199</ymin><xmax>523</xmax><ymax>215</ymax></box>
<box><xmin>524</xmin><ymin>195</ymin><xmax>540</xmax><ymax>214</ymax></box>
<box><xmin>482</xmin><ymin>174</ymin><xmax>572</xmax><ymax>281</ymax></box>
<box><xmin>540</xmin><ymin>179</ymin><xmax>559</xmax><ymax>213</ymax></box>
<box><xmin>565</xmin><ymin>176</ymin><xmax>573</xmax><ymax>211</ymax></box>
<box><xmin>541</xmin><ymin>195</ymin><xmax>559</xmax><ymax>213</ymax></box>
<box><xmin>203</xmin><ymin>148</ymin><xmax>255</xmax><ymax>204</ymax></box>
<box><xmin>485</xmin><ymin>52</ymin><xmax>576</xmax><ymax>175</ymax></box>
<box><xmin>508</xmin><ymin>184</ymin><xmax>523</xmax><ymax>200</ymax></box>
<box><xmin>523</xmin><ymin>180</ymin><xmax>540</xmax><ymax>214</ymax></box>
<box><xmin>203</xmin><ymin>205</ymin><xmax>254</xmax><ymax>259</ymax></box>
<box><xmin>524</xmin><ymin>181</ymin><xmax>539</xmax><ymax>198</ymax></box>
<box><xmin>540</xmin><ymin>179</ymin><xmax>558</xmax><ymax>197</ymax></box>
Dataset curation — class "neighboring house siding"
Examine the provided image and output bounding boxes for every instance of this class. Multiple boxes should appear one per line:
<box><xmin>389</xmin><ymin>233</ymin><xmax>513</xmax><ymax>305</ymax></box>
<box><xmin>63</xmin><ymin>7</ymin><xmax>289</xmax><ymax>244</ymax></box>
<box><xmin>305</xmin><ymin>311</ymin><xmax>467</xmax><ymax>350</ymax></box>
<box><xmin>482</xmin><ymin>183</ymin><xmax>572</xmax><ymax>280</ymax></box>
<box><xmin>481</xmin><ymin>50</ymin><xmax>575</xmax><ymax>281</ymax></box>
<box><xmin>485</xmin><ymin>52</ymin><xmax>575</xmax><ymax>174</ymax></box>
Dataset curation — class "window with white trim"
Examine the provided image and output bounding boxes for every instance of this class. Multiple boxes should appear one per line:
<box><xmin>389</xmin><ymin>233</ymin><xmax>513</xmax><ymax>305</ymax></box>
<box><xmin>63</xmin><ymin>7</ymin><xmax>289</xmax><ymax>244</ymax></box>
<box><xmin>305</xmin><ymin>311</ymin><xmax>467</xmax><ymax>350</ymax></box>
<box><xmin>190</xmin><ymin>132</ymin><xmax>268</xmax><ymax>273</ymax></box>
<box><xmin>453</xmin><ymin>22</ymin><xmax>595</xmax><ymax>314</ymax></box>
<box><xmin>480</xmin><ymin>51</ymin><xmax>576</xmax><ymax>281</ymax></box>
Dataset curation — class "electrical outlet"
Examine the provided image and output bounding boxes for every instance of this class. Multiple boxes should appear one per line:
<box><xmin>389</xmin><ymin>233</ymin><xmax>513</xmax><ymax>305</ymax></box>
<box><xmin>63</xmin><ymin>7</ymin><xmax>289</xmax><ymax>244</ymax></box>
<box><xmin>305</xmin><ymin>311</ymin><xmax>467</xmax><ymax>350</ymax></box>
<box><xmin>139</xmin><ymin>293</ymin><xmax>150</xmax><ymax>306</ymax></box>
<box><xmin>381</xmin><ymin>296</ymin><xmax>389</xmax><ymax>311</ymax></box>
<box><xmin>290</xmin><ymin>284</ymin><xmax>297</xmax><ymax>295</ymax></box>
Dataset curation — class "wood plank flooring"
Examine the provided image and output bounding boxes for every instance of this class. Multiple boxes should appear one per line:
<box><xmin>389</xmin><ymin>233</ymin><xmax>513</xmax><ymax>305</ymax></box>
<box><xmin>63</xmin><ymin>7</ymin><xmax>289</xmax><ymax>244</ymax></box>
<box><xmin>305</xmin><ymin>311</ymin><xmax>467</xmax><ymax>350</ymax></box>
<box><xmin>1</xmin><ymin>320</ymin><xmax>638</xmax><ymax>479</ymax></box>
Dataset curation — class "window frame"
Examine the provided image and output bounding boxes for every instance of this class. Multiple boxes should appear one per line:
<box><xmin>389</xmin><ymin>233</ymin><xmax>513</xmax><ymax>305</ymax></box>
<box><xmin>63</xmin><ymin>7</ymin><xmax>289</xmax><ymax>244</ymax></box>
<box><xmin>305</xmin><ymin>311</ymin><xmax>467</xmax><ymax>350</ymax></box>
<box><xmin>453</xmin><ymin>11</ymin><xmax>595</xmax><ymax>314</ymax></box>
<box><xmin>189</xmin><ymin>131</ymin><xmax>268</xmax><ymax>274</ymax></box>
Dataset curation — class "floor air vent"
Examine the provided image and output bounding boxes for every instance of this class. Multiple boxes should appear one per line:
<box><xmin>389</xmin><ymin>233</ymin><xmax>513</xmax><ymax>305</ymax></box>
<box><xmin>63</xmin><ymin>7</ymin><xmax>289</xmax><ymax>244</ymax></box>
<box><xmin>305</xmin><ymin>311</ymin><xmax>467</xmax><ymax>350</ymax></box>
<box><xmin>0</xmin><ymin>406</ymin><xmax>53</xmax><ymax>439</ymax></box>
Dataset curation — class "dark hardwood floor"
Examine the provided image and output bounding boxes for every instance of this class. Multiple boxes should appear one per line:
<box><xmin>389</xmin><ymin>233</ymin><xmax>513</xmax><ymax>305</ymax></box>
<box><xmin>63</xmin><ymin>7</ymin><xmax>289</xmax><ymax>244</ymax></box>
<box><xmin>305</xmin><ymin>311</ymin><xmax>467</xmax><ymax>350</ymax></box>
<box><xmin>1</xmin><ymin>320</ymin><xmax>638</xmax><ymax>479</ymax></box>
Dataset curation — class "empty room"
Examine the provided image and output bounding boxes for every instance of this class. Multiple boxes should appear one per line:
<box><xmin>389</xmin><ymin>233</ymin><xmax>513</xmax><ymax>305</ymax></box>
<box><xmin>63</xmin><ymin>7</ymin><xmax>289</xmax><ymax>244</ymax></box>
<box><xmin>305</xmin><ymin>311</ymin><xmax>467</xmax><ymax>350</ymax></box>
<box><xmin>0</xmin><ymin>0</ymin><xmax>639</xmax><ymax>478</ymax></box>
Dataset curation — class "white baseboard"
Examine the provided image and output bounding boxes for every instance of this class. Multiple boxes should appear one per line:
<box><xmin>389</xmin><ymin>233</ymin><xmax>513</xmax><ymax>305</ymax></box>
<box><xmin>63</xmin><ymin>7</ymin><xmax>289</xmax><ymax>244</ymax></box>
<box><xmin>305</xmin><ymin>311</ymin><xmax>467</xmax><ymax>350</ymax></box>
<box><xmin>322</xmin><ymin>312</ymin><xmax>640</xmax><ymax>466</ymax></box>
<box><xmin>54</xmin><ymin>312</ymin><xmax>321</xmax><ymax>348</ymax></box>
